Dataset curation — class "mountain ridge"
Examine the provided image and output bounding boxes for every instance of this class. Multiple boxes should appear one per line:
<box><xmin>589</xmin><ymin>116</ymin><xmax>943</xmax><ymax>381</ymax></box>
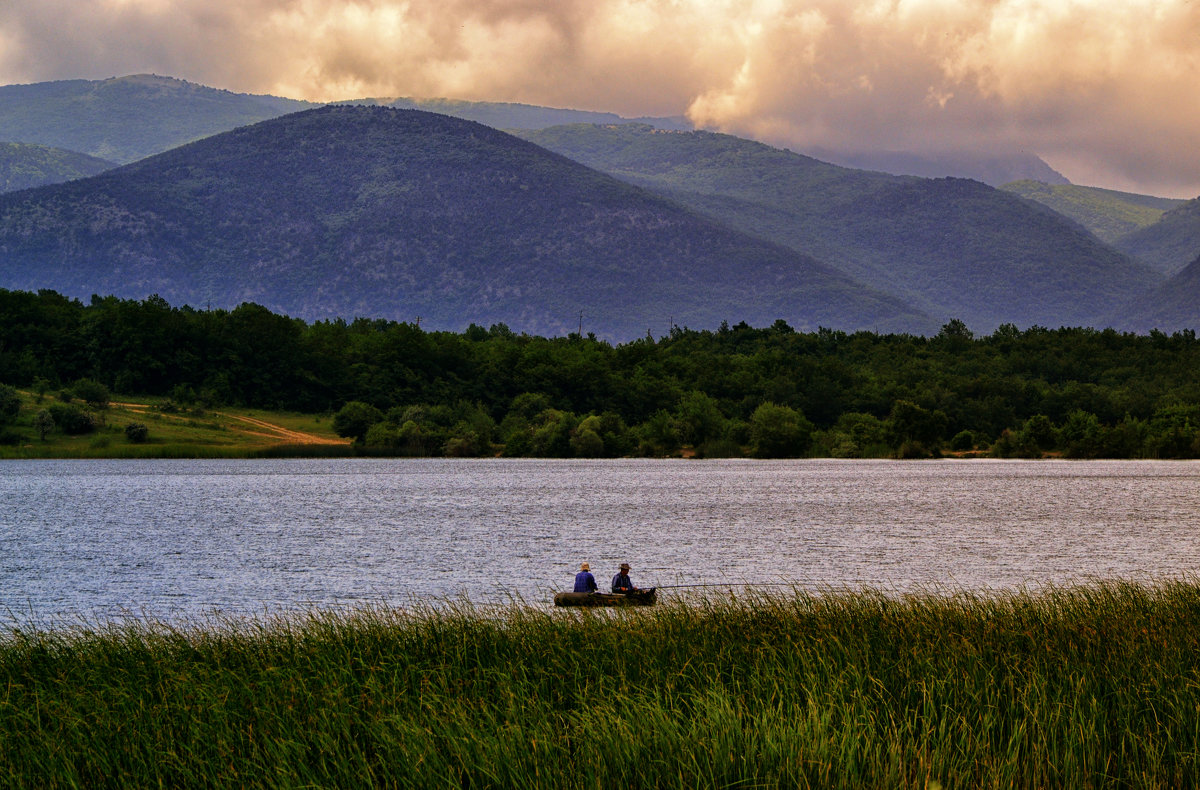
<box><xmin>1111</xmin><ymin>197</ymin><xmax>1200</xmax><ymax>277</ymax></box>
<box><xmin>0</xmin><ymin>105</ymin><xmax>932</xmax><ymax>338</ymax></box>
<box><xmin>1001</xmin><ymin>180</ymin><xmax>1184</xmax><ymax>246</ymax></box>
<box><xmin>0</xmin><ymin>142</ymin><xmax>115</xmax><ymax>192</ymax></box>
<box><xmin>515</xmin><ymin>124</ymin><xmax>1162</xmax><ymax>332</ymax></box>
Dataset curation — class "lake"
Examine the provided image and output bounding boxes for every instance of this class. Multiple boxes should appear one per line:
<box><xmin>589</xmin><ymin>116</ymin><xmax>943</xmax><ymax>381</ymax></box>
<box><xmin>2</xmin><ymin>458</ymin><xmax>1199</xmax><ymax>623</ymax></box>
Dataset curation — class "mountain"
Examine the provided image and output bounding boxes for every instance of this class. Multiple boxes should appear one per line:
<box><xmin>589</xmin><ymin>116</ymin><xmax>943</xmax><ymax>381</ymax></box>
<box><xmin>805</xmin><ymin>147</ymin><xmax>1069</xmax><ymax>187</ymax></box>
<box><xmin>0</xmin><ymin>142</ymin><xmax>115</xmax><ymax>192</ymax></box>
<box><xmin>515</xmin><ymin>124</ymin><xmax>1161</xmax><ymax>331</ymax></box>
<box><xmin>381</xmin><ymin>97</ymin><xmax>690</xmax><ymax>131</ymax></box>
<box><xmin>1001</xmin><ymin>180</ymin><xmax>1184</xmax><ymax>245</ymax></box>
<box><xmin>0</xmin><ymin>74</ymin><xmax>315</xmax><ymax>163</ymax></box>
<box><xmin>1111</xmin><ymin>197</ymin><xmax>1200</xmax><ymax>277</ymax></box>
<box><xmin>0</xmin><ymin>74</ymin><xmax>687</xmax><ymax>167</ymax></box>
<box><xmin>0</xmin><ymin>106</ymin><xmax>931</xmax><ymax>338</ymax></box>
<box><xmin>1116</xmin><ymin>252</ymin><xmax>1200</xmax><ymax>332</ymax></box>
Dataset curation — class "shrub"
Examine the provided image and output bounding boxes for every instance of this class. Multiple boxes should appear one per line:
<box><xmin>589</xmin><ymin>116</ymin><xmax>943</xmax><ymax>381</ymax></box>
<box><xmin>47</xmin><ymin>404</ymin><xmax>96</xmax><ymax>435</ymax></box>
<box><xmin>950</xmin><ymin>430</ymin><xmax>975</xmax><ymax>451</ymax></box>
<box><xmin>72</xmin><ymin>378</ymin><xmax>110</xmax><ymax>410</ymax></box>
<box><xmin>125</xmin><ymin>423</ymin><xmax>150</xmax><ymax>443</ymax></box>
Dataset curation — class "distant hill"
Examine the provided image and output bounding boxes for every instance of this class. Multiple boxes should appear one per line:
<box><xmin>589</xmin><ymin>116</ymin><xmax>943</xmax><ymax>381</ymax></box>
<box><xmin>0</xmin><ymin>74</ymin><xmax>688</xmax><ymax>166</ymax></box>
<box><xmin>1111</xmin><ymin>197</ymin><xmax>1200</xmax><ymax>277</ymax></box>
<box><xmin>1001</xmin><ymin>180</ymin><xmax>1184</xmax><ymax>245</ymax></box>
<box><xmin>0</xmin><ymin>142</ymin><xmax>115</xmax><ymax>192</ymax></box>
<box><xmin>516</xmin><ymin>124</ymin><xmax>1161</xmax><ymax>331</ymax></box>
<box><xmin>0</xmin><ymin>106</ymin><xmax>931</xmax><ymax>338</ymax></box>
<box><xmin>804</xmin><ymin>147</ymin><xmax>1069</xmax><ymax>187</ymax></box>
<box><xmin>381</xmin><ymin>97</ymin><xmax>691</xmax><ymax>131</ymax></box>
<box><xmin>1116</xmin><ymin>252</ymin><xmax>1200</xmax><ymax>332</ymax></box>
<box><xmin>0</xmin><ymin>74</ymin><xmax>315</xmax><ymax>163</ymax></box>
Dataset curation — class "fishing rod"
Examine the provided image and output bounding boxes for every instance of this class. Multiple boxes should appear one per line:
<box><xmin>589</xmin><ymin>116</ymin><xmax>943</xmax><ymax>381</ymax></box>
<box><xmin>651</xmin><ymin>582</ymin><xmax>803</xmax><ymax>590</ymax></box>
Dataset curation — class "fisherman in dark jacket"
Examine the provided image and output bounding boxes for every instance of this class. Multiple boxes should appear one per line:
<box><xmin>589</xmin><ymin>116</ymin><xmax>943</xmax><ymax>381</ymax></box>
<box><xmin>574</xmin><ymin>562</ymin><xmax>598</xmax><ymax>593</ymax></box>
<box><xmin>611</xmin><ymin>562</ymin><xmax>637</xmax><ymax>594</ymax></box>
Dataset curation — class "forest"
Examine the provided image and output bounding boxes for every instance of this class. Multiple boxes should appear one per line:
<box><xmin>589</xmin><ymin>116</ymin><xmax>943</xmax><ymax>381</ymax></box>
<box><xmin>2</xmin><ymin>288</ymin><xmax>1200</xmax><ymax>459</ymax></box>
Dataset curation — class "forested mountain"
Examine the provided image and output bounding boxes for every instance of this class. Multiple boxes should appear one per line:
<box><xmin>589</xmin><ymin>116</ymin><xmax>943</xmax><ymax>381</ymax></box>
<box><xmin>0</xmin><ymin>74</ymin><xmax>315</xmax><ymax>164</ymax></box>
<box><xmin>517</xmin><ymin>124</ymin><xmax>1161</xmax><ymax>331</ymax></box>
<box><xmin>1001</xmin><ymin>180</ymin><xmax>1183</xmax><ymax>245</ymax></box>
<box><xmin>806</xmin><ymin>147</ymin><xmax>1069</xmax><ymax>187</ymax></box>
<box><xmin>0</xmin><ymin>106</ymin><xmax>930</xmax><ymax>339</ymax></box>
<box><xmin>1116</xmin><ymin>253</ymin><xmax>1200</xmax><ymax>332</ymax></box>
<box><xmin>0</xmin><ymin>142</ymin><xmax>115</xmax><ymax>192</ymax></box>
<box><xmin>1112</xmin><ymin>197</ymin><xmax>1200</xmax><ymax>276</ymax></box>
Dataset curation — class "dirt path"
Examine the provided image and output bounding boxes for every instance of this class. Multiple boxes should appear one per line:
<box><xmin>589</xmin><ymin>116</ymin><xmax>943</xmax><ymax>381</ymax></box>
<box><xmin>219</xmin><ymin>413</ymin><xmax>348</xmax><ymax>445</ymax></box>
<box><xmin>108</xmin><ymin>400</ymin><xmax>347</xmax><ymax>445</ymax></box>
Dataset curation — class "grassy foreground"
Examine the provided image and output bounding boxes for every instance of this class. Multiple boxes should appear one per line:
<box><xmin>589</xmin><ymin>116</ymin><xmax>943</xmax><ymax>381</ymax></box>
<box><xmin>3</xmin><ymin>582</ymin><xmax>1200</xmax><ymax>788</ymax></box>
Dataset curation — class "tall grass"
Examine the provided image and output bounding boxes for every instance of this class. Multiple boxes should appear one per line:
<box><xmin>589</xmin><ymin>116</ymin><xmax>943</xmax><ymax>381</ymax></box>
<box><xmin>3</xmin><ymin>581</ymin><xmax>1199</xmax><ymax>787</ymax></box>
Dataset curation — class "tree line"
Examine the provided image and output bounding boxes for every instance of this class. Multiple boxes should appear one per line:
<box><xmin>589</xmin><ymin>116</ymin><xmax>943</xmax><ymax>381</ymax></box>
<box><xmin>3</xmin><ymin>289</ymin><xmax>1200</xmax><ymax>458</ymax></box>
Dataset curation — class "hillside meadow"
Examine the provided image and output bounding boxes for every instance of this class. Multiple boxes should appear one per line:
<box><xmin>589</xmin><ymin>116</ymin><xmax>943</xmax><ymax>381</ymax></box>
<box><xmin>0</xmin><ymin>388</ymin><xmax>347</xmax><ymax>459</ymax></box>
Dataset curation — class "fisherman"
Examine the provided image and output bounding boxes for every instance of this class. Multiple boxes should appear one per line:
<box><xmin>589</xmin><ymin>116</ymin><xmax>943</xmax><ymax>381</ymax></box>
<box><xmin>611</xmin><ymin>562</ymin><xmax>637</xmax><ymax>594</ymax></box>
<box><xmin>574</xmin><ymin>562</ymin><xmax>598</xmax><ymax>593</ymax></box>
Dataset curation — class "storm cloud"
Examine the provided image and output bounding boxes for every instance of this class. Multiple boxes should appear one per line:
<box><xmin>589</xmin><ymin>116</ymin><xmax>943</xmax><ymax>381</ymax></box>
<box><xmin>2</xmin><ymin>0</ymin><xmax>1198</xmax><ymax>196</ymax></box>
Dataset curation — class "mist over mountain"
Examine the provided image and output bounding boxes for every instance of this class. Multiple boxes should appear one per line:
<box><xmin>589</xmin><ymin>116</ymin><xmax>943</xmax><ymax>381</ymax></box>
<box><xmin>517</xmin><ymin>124</ymin><xmax>1161</xmax><ymax>331</ymax></box>
<box><xmin>0</xmin><ymin>142</ymin><xmax>115</xmax><ymax>192</ymax></box>
<box><xmin>804</xmin><ymin>147</ymin><xmax>1070</xmax><ymax>188</ymax></box>
<box><xmin>382</xmin><ymin>98</ymin><xmax>690</xmax><ymax>131</ymax></box>
<box><xmin>0</xmin><ymin>106</ymin><xmax>930</xmax><ymax>338</ymax></box>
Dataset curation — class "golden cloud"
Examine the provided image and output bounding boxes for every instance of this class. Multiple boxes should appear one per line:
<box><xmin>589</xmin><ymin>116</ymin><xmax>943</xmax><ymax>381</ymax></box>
<box><xmin>1</xmin><ymin>0</ymin><xmax>1197</xmax><ymax>195</ymax></box>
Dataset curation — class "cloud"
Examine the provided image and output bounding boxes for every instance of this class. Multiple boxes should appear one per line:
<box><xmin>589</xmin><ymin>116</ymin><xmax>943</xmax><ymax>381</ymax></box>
<box><xmin>1</xmin><ymin>0</ymin><xmax>1198</xmax><ymax>196</ymax></box>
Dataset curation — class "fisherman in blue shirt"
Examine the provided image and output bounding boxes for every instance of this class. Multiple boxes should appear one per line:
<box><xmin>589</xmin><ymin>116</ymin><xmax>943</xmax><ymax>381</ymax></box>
<box><xmin>574</xmin><ymin>562</ymin><xmax>598</xmax><ymax>593</ymax></box>
<box><xmin>611</xmin><ymin>562</ymin><xmax>637</xmax><ymax>594</ymax></box>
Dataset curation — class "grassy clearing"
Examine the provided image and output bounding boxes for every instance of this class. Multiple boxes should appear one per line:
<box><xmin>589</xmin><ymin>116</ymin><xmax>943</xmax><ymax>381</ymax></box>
<box><xmin>0</xmin><ymin>391</ymin><xmax>349</xmax><ymax>459</ymax></box>
<box><xmin>3</xmin><ymin>581</ymin><xmax>1199</xmax><ymax>787</ymax></box>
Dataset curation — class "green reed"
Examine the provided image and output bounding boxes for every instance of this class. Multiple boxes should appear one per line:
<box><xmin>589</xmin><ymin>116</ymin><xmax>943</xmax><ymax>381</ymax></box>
<box><xmin>3</xmin><ymin>581</ymin><xmax>1200</xmax><ymax>788</ymax></box>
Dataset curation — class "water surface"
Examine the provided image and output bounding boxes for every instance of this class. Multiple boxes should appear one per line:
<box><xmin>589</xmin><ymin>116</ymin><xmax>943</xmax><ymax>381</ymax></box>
<box><xmin>2</xmin><ymin>458</ymin><xmax>1197</xmax><ymax>622</ymax></box>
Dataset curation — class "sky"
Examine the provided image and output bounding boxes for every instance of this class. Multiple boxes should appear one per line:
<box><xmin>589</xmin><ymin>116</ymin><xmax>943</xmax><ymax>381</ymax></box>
<box><xmin>1</xmin><ymin>0</ymin><xmax>1198</xmax><ymax>197</ymax></box>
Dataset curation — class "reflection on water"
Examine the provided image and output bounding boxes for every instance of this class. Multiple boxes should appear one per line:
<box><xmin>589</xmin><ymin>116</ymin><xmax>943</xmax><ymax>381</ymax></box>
<box><xmin>2</xmin><ymin>458</ymin><xmax>1199</xmax><ymax>622</ymax></box>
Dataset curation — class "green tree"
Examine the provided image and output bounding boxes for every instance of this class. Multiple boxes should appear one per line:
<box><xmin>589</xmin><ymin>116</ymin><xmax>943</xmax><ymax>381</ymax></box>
<box><xmin>674</xmin><ymin>390</ymin><xmax>725</xmax><ymax>448</ymax></box>
<box><xmin>531</xmin><ymin>409</ymin><xmax>575</xmax><ymax>457</ymax></box>
<box><xmin>72</xmin><ymin>378</ymin><xmax>110</xmax><ymax>410</ymax></box>
<box><xmin>1060</xmin><ymin>410</ymin><xmax>1104</xmax><ymax>459</ymax></box>
<box><xmin>886</xmin><ymin>400</ymin><xmax>948</xmax><ymax>453</ymax></box>
<box><xmin>571</xmin><ymin>415</ymin><xmax>608</xmax><ymax>458</ymax></box>
<box><xmin>636</xmin><ymin>410</ymin><xmax>680</xmax><ymax>456</ymax></box>
<box><xmin>0</xmin><ymin>384</ymin><xmax>20</xmax><ymax>424</ymax></box>
<box><xmin>47</xmin><ymin>403</ymin><xmax>95</xmax><ymax>434</ymax></box>
<box><xmin>332</xmin><ymin>401</ymin><xmax>384</xmax><ymax>443</ymax></box>
<box><xmin>749</xmin><ymin>402</ymin><xmax>813</xmax><ymax>458</ymax></box>
<box><xmin>823</xmin><ymin>412</ymin><xmax>888</xmax><ymax>458</ymax></box>
<box><xmin>33</xmin><ymin>408</ymin><xmax>54</xmax><ymax>441</ymax></box>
